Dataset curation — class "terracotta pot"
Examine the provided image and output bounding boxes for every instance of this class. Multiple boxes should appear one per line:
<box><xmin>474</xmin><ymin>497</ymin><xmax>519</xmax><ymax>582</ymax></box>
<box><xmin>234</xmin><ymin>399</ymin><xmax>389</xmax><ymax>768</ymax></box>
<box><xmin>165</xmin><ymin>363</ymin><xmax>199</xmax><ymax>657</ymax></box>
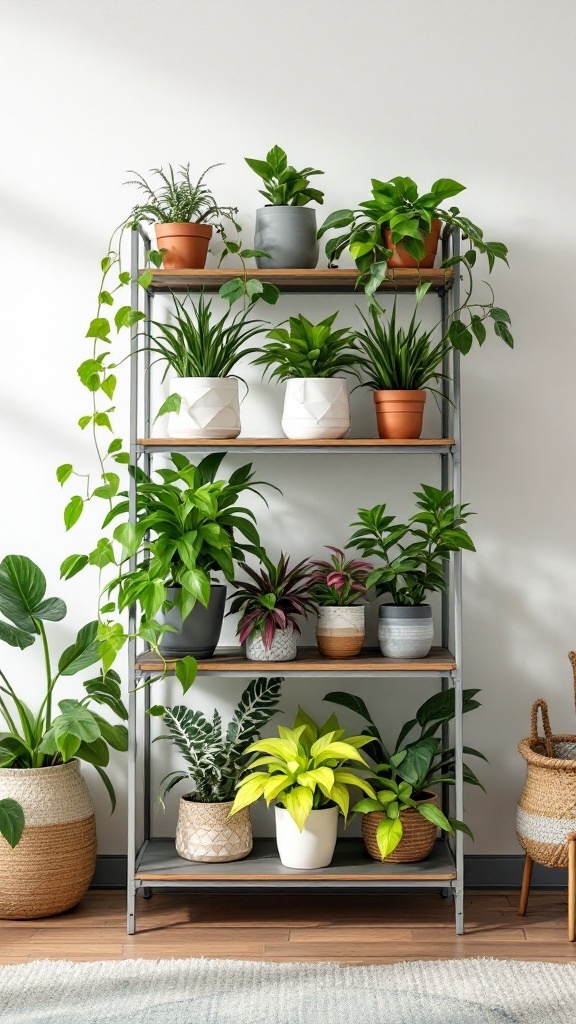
<box><xmin>362</xmin><ymin>791</ymin><xmax>438</xmax><ymax>863</ymax></box>
<box><xmin>155</xmin><ymin>222</ymin><xmax>213</xmax><ymax>269</ymax></box>
<box><xmin>373</xmin><ymin>390</ymin><xmax>426</xmax><ymax>439</ymax></box>
<box><xmin>384</xmin><ymin>218</ymin><xmax>442</xmax><ymax>269</ymax></box>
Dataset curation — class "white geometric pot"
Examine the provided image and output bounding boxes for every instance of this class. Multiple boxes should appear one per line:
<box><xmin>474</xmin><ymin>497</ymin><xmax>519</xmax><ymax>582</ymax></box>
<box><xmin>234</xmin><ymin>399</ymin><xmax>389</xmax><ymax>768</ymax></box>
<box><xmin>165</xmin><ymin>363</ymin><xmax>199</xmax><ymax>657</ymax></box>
<box><xmin>275</xmin><ymin>804</ymin><xmax>339</xmax><ymax>868</ymax></box>
<box><xmin>245</xmin><ymin>623</ymin><xmax>297</xmax><ymax>661</ymax></box>
<box><xmin>175</xmin><ymin>796</ymin><xmax>252</xmax><ymax>863</ymax></box>
<box><xmin>378</xmin><ymin>604</ymin><xmax>434</xmax><ymax>659</ymax></box>
<box><xmin>316</xmin><ymin>604</ymin><xmax>365</xmax><ymax>658</ymax></box>
<box><xmin>167</xmin><ymin>376</ymin><xmax>241</xmax><ymax>439</ymax></box>
<box><xmin>281</xmin><ymin>378</ymin><xmax>350</xmax><ymax>440</ymax></box>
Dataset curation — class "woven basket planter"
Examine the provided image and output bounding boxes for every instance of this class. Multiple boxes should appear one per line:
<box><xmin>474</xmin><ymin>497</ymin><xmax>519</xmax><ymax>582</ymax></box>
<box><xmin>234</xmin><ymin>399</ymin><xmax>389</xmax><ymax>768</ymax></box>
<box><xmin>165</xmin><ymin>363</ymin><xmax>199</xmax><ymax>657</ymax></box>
<box><xmin>175</xmin><ymin>795</ymin><xmax>253</xmax><ymax>863</ymax></box>
<box><xmin>517</xmin><ymin>655</ymin><xmax>576</xmax><ymax>868</ymax></box>
<box><xmin>0</xmin><ymin>760</ymin><xmax>96</xmax><ymax>919</ymax></box>
<box><xmin>362</xmin><ymin>791</ymin><xmax>438</xmax><ymax>863</ymax></box>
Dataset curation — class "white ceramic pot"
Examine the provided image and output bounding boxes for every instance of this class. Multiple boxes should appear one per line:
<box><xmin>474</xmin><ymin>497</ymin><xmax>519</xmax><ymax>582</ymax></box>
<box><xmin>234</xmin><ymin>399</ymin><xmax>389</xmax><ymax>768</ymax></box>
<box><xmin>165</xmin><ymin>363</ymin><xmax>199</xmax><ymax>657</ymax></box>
<box><xmin>275</xmin><ymin>804</ymin><xmax>339</xmax><ymax>869</ymax></box>
<box><xmin>378</xmin><ymin>604</ymin><xmax>434</xmax><ymax>659</ymax></box>
<box><xmin>281</xmin><ymin>378</ymin><xmax>350</xmax><ymax>440</ymax></box>
<box><xmin>245</xmin><ymin>623</ymin><xmax>297</xmax><ymax>661</ymax></box>
<box><xmin>175</xmin><ymin>796</ymin><xmax>252</xmax><ymax>863</ymax></box>
<box><xmin>167</xmin><ymin>376</ymin><xmax>241</xmax><ymax>439</ymax></box>
<box><xmin>316</xmin><ymin>604</ymin><xmax>365</xmax><ymax>658</ymax></box>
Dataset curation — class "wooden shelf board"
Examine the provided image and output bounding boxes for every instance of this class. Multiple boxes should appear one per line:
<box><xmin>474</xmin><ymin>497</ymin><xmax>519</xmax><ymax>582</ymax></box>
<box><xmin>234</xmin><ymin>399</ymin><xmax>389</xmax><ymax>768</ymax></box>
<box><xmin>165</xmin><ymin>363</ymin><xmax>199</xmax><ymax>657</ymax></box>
<box><xmin>135</xmin><ymin>645</ymin><xmax>456</xmax><ymax>674</ymax></box>
<box><xmin>143</xmin><ymin>267</ymin><xmax>453</xmax><ymax>293</ymax></box>
<box><xmin>135</xmin><ymin>838</ymin><xmax>456</xmax><ymax>883</ymax></box>
<box><xmin>138</xmin><ymin>437</ymin><xmax>455</xmax><ymax>450</ymax></box>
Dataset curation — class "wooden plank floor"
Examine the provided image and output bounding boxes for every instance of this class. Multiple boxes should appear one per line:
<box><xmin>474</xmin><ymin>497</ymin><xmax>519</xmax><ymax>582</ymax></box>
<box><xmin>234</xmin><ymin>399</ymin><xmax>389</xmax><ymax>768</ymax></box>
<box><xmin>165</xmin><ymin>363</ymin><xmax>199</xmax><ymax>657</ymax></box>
<box><xmin>0</xmin><ymin>891</ymin><xmax>575</xmax><ymax>964</ymax></box>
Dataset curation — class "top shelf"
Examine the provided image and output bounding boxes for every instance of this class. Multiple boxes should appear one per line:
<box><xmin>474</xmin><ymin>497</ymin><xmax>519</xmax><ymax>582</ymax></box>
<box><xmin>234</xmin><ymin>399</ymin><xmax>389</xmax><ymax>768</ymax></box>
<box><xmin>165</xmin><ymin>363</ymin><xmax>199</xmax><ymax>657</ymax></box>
<box><xmin>143</xmin><ymin>267</ymin><xmax>454</xmax><ymax>294</ymax></box>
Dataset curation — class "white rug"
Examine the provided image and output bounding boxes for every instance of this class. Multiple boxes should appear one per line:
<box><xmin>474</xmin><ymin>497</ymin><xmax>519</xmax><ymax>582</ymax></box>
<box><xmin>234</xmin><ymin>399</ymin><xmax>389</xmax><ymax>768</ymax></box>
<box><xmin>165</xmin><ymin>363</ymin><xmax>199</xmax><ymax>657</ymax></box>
<box><xmin>0</xmin><ymin>957</ymin><xmax>575</xmax><ymax>1023</ymax></box>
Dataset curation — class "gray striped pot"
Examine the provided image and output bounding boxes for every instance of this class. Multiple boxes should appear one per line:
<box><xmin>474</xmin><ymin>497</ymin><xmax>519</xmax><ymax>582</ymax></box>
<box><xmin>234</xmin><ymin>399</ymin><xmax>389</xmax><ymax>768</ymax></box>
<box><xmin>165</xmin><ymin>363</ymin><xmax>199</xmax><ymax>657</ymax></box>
<box><xmin>377</xmin><ymin>604</ymin><xmax>434</xmax><ymax>659</ymax></box>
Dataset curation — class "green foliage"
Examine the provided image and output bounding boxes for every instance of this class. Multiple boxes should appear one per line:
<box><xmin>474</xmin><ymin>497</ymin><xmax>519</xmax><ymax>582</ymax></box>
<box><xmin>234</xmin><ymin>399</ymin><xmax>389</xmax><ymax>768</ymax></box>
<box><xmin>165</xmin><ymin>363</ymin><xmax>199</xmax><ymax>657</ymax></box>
<box><xmin>355</xmin><ymin>299</ymin><xmax>452</xmax><ymax>393</ymax></box>
<box><xmin>348</xmin><ymin>485</ymin><xmax>475</xmax><ymax>606</ymax></box>
<box><xmin>229</xmin><ymin>550</ymin><xmax>316</xmax><ymax>649</ymax></box>
<box><xmin>245</xmin><ymin>145</ymin><xmax>324</xmax><ymax>207</ymax></box>
<box><xmin>152</xmin><ymin>676</ymin><xmax>282</xmax><ymax>804</ymax></box>
<box><xmin>126</xmin><ymin>163</ymin><xmax>239</xmax><ymax>228</ymax></box>
<box><xmin>230</xmin><ymin>707</ymin><xmax>375</xmax><ymax>829</ymax></box>
<box><xmin>253</xmin><ymin>312</ymin><xmax>361</xmax><ymax>382</ymax></box>
<box><xmin>0</xmin><ymin>555</ymin><xmax>128</xmax><ymax>845</ymax></box>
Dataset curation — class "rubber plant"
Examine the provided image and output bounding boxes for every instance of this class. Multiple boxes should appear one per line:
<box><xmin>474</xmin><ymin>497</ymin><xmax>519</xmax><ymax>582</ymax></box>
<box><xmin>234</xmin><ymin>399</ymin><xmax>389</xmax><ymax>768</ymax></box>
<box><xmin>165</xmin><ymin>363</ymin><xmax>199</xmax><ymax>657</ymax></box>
<box><xmin>0</xmin><ymin>555</ymin><xmax>128</xmax><ymax>848</ymax></box>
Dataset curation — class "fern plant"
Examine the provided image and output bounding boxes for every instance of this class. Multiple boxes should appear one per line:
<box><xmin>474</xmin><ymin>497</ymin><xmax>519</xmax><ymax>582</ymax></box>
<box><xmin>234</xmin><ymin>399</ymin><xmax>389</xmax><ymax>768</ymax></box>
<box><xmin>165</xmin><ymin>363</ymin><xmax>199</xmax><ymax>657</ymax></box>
<box><xmin>253</xmin><ymin>312</ymin><xmax>361</xmax><ymax>382</ymax></box>
<box><xmin>126</xmin><ymin>163</ymin><xmax>239</xmax><ymax>229</ymax></box>
<box><xmin>150</xmin><ymin>676</ymin><xmax>282</xmax><ymax>803</ymax></box>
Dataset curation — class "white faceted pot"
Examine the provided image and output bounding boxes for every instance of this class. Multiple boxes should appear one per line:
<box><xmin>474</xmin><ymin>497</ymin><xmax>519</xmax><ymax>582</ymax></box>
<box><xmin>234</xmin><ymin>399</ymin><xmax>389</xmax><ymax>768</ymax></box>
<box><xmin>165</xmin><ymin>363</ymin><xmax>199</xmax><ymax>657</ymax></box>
<box><xmin>175</xmin><ymin>795</ymin><xmax>252</xmax><ymax>863</ymax></box>
<box><xmin>378</xmin><ymin>604</ymin><xmax>434</xmax><ymax>659</ymax></box>
<box><xmin>275</xmin><ymin>804</ymin><xmax>339</xmax><ymax>869</ymax></box>
<box><xmin>316</xmin><ymin>604</ymin><xmax>365</xmax><ymax>658</ymax></box>
<box><xmin>167</xmin><ymin>376</ymin><xmax>241</xmax><ymax>439</ymax></box>
<box><xmin>245</xmin><ymin>623</ymin><xmax>297</xmax><ymax>661</ymax></box>
<box><xmin>281</xmin><ymin>378</ymin><xmax>350</xmax><ymax>440</ymax></box>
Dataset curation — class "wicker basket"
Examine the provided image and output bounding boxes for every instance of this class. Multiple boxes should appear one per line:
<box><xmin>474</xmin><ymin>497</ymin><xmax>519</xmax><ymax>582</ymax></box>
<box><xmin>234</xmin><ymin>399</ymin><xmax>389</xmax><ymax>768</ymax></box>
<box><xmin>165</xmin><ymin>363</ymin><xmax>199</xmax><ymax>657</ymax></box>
<box><xmin>0</xmin><ymin>760</ymin><xmax>96</xmax><ymax>919</ymax></box>
<box><xmin>517</xmin><ymin>653</ymin><xmax>576</xmax><ymax>869</ymax></box>
<box><xmin>362</xmin><ymin>791</ymin><xmax>438</xmax><ymax>863</ymax></box>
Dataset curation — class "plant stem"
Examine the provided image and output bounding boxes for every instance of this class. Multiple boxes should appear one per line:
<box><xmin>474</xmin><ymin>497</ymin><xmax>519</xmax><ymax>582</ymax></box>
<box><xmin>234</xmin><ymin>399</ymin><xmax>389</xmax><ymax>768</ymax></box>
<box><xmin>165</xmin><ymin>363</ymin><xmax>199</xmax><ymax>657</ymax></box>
<box><xmin>0</xmin><ymin>671</ymin><xmax>20</xmax><ymax>735</ymax></box>
<box><xmin>37</xmin><ymin>619</ymin><xmax>53</xmax><ymax>732</ymax></box>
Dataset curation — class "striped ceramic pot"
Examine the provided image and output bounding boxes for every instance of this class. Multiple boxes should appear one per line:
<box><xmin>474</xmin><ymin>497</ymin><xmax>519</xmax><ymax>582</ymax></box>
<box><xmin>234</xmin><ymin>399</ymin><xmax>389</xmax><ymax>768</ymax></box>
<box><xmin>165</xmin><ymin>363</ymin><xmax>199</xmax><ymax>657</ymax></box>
<box><xmin>378</xmin><ymin>604</ymin><xmax>434</xmax><ymax>659</ymax></box>
<box><xmin>0</xmin><ymin>760</ymin><xmax>96</xmax><ymax>919</ymax></box>
<box><xmin>316</xmin><ymin>605</ymin><xmax>365</xmax><ymax>658</ymax></box>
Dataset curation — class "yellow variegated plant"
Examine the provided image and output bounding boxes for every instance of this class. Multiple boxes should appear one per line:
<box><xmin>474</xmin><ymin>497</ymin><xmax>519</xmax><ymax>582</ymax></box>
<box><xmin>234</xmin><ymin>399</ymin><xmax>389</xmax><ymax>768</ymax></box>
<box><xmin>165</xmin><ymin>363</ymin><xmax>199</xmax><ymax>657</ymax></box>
<box><xmin>229</xmin><ymin>707</ymin><xmax>375</xmax><ymax>831</ymax></box>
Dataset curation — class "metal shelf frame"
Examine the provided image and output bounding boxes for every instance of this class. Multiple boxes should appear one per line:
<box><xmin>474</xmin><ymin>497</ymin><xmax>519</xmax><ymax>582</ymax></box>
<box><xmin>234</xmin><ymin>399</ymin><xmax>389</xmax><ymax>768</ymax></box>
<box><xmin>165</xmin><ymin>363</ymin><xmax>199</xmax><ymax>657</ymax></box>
<box><xmin>126</xmin><ymin>224</ymin><xmax>464</xmax><ymax>936</ymax></box>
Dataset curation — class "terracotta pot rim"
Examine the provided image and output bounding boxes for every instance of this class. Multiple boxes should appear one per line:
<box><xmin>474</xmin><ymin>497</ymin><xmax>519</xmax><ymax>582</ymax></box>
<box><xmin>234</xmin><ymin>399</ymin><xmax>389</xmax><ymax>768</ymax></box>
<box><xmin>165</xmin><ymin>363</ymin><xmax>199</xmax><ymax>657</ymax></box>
<box><xmin>373</xmin><ymin>389</ymin><xmax>426</xmax><ymax>400</ymax></box>
<box><xmin>155</xmin><ymin>222</ymin><xmax>213</xmax><ymax>235</ymax></box>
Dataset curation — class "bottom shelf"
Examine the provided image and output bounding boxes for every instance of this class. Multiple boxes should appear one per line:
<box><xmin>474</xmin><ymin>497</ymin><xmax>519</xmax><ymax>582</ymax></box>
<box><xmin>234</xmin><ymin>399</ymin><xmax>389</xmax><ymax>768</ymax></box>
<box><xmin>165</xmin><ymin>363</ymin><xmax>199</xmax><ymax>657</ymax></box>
<box><xmin>135</xmin><ymin>838</ymin><xmax>456</xmax><ymax>885</ymax></box>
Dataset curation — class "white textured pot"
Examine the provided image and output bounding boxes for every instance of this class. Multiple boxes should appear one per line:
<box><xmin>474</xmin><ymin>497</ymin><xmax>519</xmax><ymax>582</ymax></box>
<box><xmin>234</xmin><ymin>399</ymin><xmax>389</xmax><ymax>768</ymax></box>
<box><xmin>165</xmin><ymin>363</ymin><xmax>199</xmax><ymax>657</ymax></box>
<box><xmin>378</xmin><ymin>604</ymin><xmax>434</xmax><ymax>659</ymax></box>
<box><xmin>245</xmin><ymin>623</ymin><xmax>297</xmax><ymax>661</ymax></box>
<box><xmin>281</xmin><ymin>378</ymin><xmax>350</xmax><ymax>440</ymax></box>
<box><xmin>175</xmin><ymin>796</ymin><xmax>252</xmax><ymax>863</ymax></box>
<box><xmin>316</xmin><ymin>604</ymin><xmax>365</xmax><ymax>658</ymax></box>
<box><xmin>167</xmin><ymin>376</ymin><xmax>241</xmax><ymax>439</ymax></box>
<box><xmin>275</xmin><ymin>804</ymin><xmax>339</xmax><ymax>869</ymax></box>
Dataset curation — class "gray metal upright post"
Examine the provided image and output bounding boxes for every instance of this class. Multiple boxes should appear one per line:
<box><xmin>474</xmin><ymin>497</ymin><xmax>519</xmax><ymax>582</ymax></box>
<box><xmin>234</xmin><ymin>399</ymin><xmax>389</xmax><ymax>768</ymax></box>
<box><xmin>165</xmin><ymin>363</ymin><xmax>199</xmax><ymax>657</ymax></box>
<box><xmin>127</xmin><ymin>226</ymin><xmax>140</xmax><ymax>935</ymax></box>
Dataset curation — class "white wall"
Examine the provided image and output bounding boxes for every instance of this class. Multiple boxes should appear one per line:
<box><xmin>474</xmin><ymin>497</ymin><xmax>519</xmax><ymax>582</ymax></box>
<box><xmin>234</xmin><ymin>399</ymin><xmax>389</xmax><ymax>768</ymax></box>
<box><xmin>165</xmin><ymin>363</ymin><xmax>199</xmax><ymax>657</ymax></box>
<box><xmin>1</xmin><ymin>0</ymin><xmax>575</xmax><ymax>856</ymax></box>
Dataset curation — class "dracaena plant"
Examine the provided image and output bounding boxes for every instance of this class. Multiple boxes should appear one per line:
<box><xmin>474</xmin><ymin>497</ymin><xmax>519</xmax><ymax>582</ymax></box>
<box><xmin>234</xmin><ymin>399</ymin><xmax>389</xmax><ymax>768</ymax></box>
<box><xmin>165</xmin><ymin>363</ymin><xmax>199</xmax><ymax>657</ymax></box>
<box><xmin>354</xmin><ymin>299</ymin><xmax>452</xmax><ymax>396</ymax></box>
<box><xmin>318</xmin><ymin>175</ymin><xmax>514</xmax><ymax>352</ymax></box>
<box><xmin>230</xmin><ymin>706</ymin><xmax>375</xmax><ymax>829</ymax></box>
<box><xmin>348</xmin><ymin>485</ymin><xmax>475</xmax><ymax>607</ymax></box>
<box><xmin>228</xmin><ymin>550</ymin><xmax>316</xmax><ymax>650</ymax></box>
<box><xmin>0</xmin><ymin>556</ymin><xmax>128</xmax><ymax>848</ymax></box>
<box><xmin>309</xmin><ymin>547</ymin><xmax>373</xmax><ymax>607</ymax></box>
<box><xmin>245</xmin><ymin>145</ymin><xmax>325</xmax><ymax>207</ymax></box>
<box><xmin>252</xmin><ymin>312</ymin><xmax>361</xmax><ymax>382</ymax></box>
<box><xmin>149</xmin><ymin>676</ymin><xmax>282</xmax><ymax>804</ymax></box>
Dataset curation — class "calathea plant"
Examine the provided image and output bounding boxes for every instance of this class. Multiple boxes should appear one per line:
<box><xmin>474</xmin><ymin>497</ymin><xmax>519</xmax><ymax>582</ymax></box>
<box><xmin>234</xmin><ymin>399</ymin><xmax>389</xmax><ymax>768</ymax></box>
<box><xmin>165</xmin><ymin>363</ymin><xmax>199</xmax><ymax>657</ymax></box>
<box><xmin>0</xmin><ymin>556</ymin><xmax>128</xmax><ymax>847</ymax></box>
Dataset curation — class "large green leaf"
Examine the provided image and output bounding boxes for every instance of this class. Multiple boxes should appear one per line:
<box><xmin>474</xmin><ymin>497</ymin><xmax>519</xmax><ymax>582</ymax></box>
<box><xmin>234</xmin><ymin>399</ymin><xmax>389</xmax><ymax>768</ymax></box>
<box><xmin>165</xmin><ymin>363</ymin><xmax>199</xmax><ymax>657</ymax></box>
<box><xmin>50</xmin><ymin>700</ymin><xmax>102</xmax><ymax>762</ymax></box>
<box><xmin>396</xmin><ymin>739</ymin><xmax>438</xmax><ymax>788</ymax></box>
<box><xmin>0</xmin><ymin>619</ymin><xmax>35</xmax><ymax>649</ymax></box>
<box><xmin>83</xmin><ymin>670</ymin><xmax>127</xmax><ymax>720</ymax></box>
<box><xmin>0</xmin><ymin>555</ymin><xmax>47</xmax><ymax>631</ymax></box>
<box><xmin>0</xmin><ymin>798</ymin><xmax>25</xmax><ymax>848</ymax></box>
<box><xmin>91</xmin><ymin>714</ymin><xmax>128</xmax><ymax>752</ymax></box>
<box><xmin>375</xmin><ymin>815</ymin><xmax>403</xmax><ymax>858</ymax></box>
<box><xmin>58</xmin><ymin>621</ymin><xmax>100</xmax><ymax>676</ymax></box>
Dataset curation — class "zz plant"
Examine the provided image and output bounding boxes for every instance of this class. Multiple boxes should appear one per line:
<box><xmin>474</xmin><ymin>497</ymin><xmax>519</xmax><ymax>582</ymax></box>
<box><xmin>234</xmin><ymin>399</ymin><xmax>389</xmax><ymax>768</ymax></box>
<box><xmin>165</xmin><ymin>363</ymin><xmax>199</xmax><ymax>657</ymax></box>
<box><xmin>253</xmin><ymin>312</ymin><xmax>361</xmax><ymax>382</ymax></box>
<box><xmin>245</xmin><ymin>145</ymin><xmax>325</xmax><ymax>207</ymax></box>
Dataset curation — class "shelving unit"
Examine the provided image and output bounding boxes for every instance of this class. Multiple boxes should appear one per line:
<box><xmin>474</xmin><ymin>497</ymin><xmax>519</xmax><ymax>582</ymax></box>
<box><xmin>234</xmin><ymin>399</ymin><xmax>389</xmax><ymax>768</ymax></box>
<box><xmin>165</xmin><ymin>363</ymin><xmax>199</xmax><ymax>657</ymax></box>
<box><xmin>127</xmin><ymin>225</ymin><xmax>464</xmax><ymax>935</ymax></box>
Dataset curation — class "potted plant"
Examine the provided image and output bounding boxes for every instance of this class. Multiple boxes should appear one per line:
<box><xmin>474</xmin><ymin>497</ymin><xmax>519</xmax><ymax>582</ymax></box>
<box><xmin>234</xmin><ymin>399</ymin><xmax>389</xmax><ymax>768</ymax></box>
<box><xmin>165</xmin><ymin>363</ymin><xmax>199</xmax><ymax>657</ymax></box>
<box><xmin>150</xmin><ymin>290</ymin><xmax>267</xmax><ymax>439</ymax></box>
<box><xmin>228</xmin><ymin>550</ymin><xmax>316</xmax><ymax>662</ymax></box>
<box><xmin>230</xmin><ymin>707</ymin><xmax>375</xmax><ymax>868</ymax></box>
<box><xmin>318</xmin><ymin>176</ymin><xmax>514</xmax><ymax>352</ymax></box>
<box><xmin>127</xmin><ymin>162</ymin><xmax>240</xmax><ymax>269</ymax></box>
<box><xmin>348</xmin><ymin>485</ymin><xmax>475</xmax><ymax>658</ymax></box>
<box><xmin>252</xmin><ymin>312</ymin><xmax>360</xmax><ymax>439</ymax></box>
<box><xmin>325</xmin><ymin>688</ymin><xmax>484</xmax><ymax>861</ymax></box>
<box><xmin>0</xmin><ymin>555</ymin><xmax>128</xmax><ymax>919</ymax></box>
<box><xmin>245</xmin><ymin>145</ymin><xmax>325</xmax><ymax>269</ymax></box>
<box><xmin>149</xmin><ymin>675</ymin><xmax>281</xmax><ymax>862</ymax></box>
<box><xmin>354</xmin><ymin>299</ymin><xmax>452</xmax><ymax>439</ymax></box>
<box><xmin>309</xmin><ymin>547</ymin><xmax>373</xmax><ymax>658</ymax></box>
<box><xmin>106</xmin><ymin>453</ymin><xmax>274</xmax><ymax>659</ymax></box>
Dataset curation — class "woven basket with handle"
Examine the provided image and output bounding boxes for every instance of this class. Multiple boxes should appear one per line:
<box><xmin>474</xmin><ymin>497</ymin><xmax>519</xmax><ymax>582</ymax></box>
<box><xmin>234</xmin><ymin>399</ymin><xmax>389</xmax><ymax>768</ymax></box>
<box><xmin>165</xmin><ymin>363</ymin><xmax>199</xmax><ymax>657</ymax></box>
<box><xmin>517</xmin><ymin>652</ymin><xmax>576</xmax><ymax>868</ymax></box>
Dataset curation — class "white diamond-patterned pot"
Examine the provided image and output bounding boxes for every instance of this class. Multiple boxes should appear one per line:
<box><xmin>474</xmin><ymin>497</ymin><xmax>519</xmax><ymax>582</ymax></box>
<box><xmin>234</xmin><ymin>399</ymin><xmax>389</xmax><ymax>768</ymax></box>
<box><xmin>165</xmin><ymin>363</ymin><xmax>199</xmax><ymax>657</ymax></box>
<box><xmin>175</xmin><ymin>796</ymin><xmax>253</xmax><ymax>863</ymax></box>
<box><xmin>245</xmin><ymin>623</ymin><xmax>298</xmax><ymax>662</ymax></box>
<box><xmin>378</xmin><ymin>604</ymin><xmax>434</xmax><ymax>659</ymax></box>
<box><xmin>167</xmin><ymin>376</ymin><xmax>241</xmax><ymax>439</ymax></box>
<box><xmin>275</xmin><ymin>804</ymin><xmax>339</xmax><ymax>869</ymax></box>
<box><xmin>316</xmin><ymin>604</ymin><xmax>365</xmax><ymax>658</ymax></box>
<box><xmin>281</xmin><ymin>378</ymin><xmax>350</xmax><ymax>440</ymax></box>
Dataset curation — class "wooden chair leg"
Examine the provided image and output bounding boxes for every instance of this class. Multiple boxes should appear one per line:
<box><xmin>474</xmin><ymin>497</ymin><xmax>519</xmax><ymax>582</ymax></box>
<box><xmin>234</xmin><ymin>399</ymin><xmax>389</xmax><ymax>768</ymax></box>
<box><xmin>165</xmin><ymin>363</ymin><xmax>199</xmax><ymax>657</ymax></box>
<box><xmin>568</xmin><ymin>835</ymin><xmax>576</xmax><ymax>942</ymax></box>
<box><xmin>519</xmin><ymin>852</ymin><xmax>533</xmax><ymax>917</ymax></box>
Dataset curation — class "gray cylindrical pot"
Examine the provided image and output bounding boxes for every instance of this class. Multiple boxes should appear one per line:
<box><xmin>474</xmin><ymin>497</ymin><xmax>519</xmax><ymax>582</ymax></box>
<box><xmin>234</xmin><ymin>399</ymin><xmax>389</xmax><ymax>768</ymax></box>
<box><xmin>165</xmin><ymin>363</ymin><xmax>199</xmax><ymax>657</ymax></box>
<box><xmin>254</xmin><ymin>206</ymin><xmax>319</xmax><ymax>269</ymax></box>
<box><xmin>158</xmin><ymin>584</ymin><xmax>226</xmax><ymax>659</ymax></box>
<box><xmin>378</xmin><ymin>604</ymin><xmax>434</xmax><ymax>660</ymax></box>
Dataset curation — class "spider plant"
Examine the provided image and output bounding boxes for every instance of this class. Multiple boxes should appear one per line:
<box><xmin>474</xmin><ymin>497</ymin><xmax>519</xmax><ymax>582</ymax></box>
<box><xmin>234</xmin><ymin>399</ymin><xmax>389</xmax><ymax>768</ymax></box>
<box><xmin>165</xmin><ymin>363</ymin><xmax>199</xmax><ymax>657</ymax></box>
<box><xmin>309</xmin><ymin>547</ymin><xmax>373</xmax><ymax>607</ymax></box>
<box><xmin>126</xmin><ymin>163</ymin><xmax>239</xmax><ymax>228</ymax></box>
<box><xmin>228</xmin><ymin>550</ymin><xmax>316</xmax><ymax>650</ymax></box>
<box><xmin>355</xmin><ymin>300</ymin><xmax>452</xmax><ymax>397</ymax></box>
<box><xmin>252</xmin><ymin>312</ymin><xmax>361</xmax><ymax>382</ymax></box>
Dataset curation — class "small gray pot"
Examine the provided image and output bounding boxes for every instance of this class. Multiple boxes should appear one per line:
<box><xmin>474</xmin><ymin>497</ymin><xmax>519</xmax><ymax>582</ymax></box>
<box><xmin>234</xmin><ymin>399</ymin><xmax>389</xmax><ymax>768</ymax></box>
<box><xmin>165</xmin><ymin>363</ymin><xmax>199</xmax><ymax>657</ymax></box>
<box><xmin>158</xmin><ymin>584</ymin><xmax>226</xmax><ymax>659</ymax></box>
<box><xmin>254</xmin><ymin>206</ymin><xmax>319</xmax><ymax>269</ymax></box>
<box><xmin>378</xmin><ymin>604</ymin><xmax>434</xmax><ymax>659</ymax></box>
